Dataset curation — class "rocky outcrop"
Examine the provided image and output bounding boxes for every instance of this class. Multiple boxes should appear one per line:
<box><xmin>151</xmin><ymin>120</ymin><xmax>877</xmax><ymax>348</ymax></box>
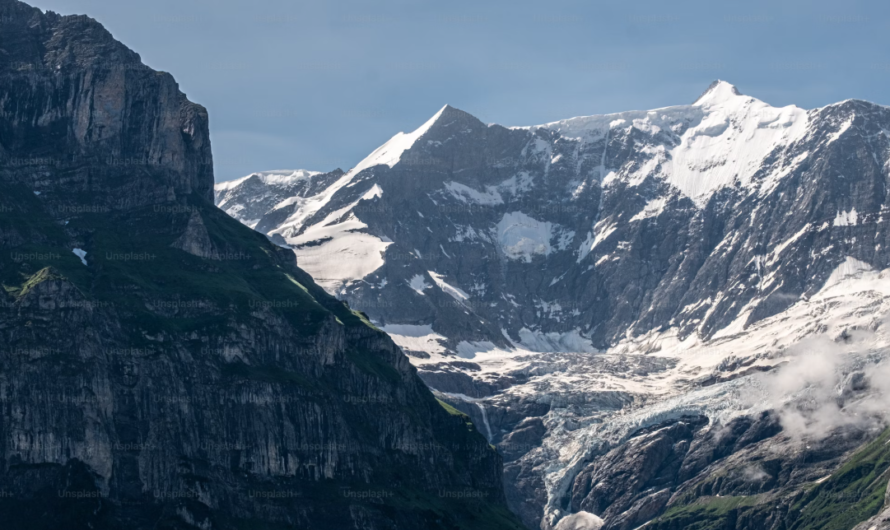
<box><xmin>0</xmin><ymin>2</ymin><xmax>524</xmax><ymax>529</ymax></box>
<box><xmin>171</xmin><ymin>211</ymin><xmax>219</xmax><ymax>259</ymax></box>
<box><xmin>0</xmin><ymin>0</ymin><xmax>213</xmax><ymax>209</ymax></box>
<box><xmin>570</xmin><ymin>416</ymin><xmax>709</xmax><ymax>529</ymax></box>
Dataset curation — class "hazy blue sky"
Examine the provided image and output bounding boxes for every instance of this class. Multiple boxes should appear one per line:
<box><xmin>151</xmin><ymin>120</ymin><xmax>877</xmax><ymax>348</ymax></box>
<box><xmin>37</xmin><ymin>0</ymin><xmax>890</xmax><ymax>182</ymax></box>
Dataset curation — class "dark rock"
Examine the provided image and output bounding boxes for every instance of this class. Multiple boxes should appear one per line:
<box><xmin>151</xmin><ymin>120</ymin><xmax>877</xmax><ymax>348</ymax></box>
<box><xmin>0</xmin><ymin>2</ymin><xmax>524</xmax><ymax>529</ymax></box>
<box><xmin>171</xmin><ymin>211</ymin><xmax>218</xmax><ymax>259</ymax></box>
<box><xmin>570</xmin><ymin>416</ymin><xmax>708</xmax><ymax>528</ymax></box>
<box><xmin>500</xmin><ymin>418</ymin><xmax>547</xmax><ymax>461</ymax></box>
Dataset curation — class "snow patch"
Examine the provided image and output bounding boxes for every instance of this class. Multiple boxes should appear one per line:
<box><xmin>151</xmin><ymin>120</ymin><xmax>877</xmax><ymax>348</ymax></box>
<box><xmin>408</xmin><ymin>274</ymin><xmax>432</xmax><ymax>295</ymax></box>
<box><xmin>834</xmin><ymin>208</ymin><xmax>859</xmax><ymax>227</ymax></box>
<box><xmin>821</xmin><ymin>256</ymin><xmax>873</xmax><ymax>290</ymax></box>
<box><xmin>361</xmin><ymin>184</ymin><xmax>383</xmax><ymax>200</ymax></box>
<box><xmin>497</xmin><ymin>171</ymin><xmax>535</xmax><ymax>195</ymax></box>
<box><xmin>556</xmin><ymin>229</ymin><xmax>576</xmax><ymax>251</ymax></box>
<box><xmin>72</xmin><ymin>248</ymin><xmax>87</xmax><ymax>266</ymax></box>
<box><xmin>768</xmin><ymin>224</ymin><xmax>811</xmax><ymax>265</ymax></box>
<box><xmin>456</xmin><ymin>341</ymin><xmax>499</xmax><ymax>359</ymax></box>
<box><xmin>451</xmin><ymin>225</ymin><xmax>486</xmax><ymax>243</ymax></box>
<box><xmin>527</xmin><ymin>80</ymin><xmax>808</xmax><ymax>207</ymax></box>
<box><xmin>428</xmin><ymin>271</ymin><xmax>470</xmax><ymax>302</ymax></box>
<box><xmin>550</xmin><ymin>272</ymin><xmax>568</xmax><ymax>286</ymax></box>
<box><xmin>496</xmin><ymin>212</ymin><xmax>553</xmax><ymax>262</ymax></box>
<box><xmin>215</xmin><ymin>169</ymin><xmax>321</xmax><ymax>193</ymax></box>
<box><xmin>630</xmin><ymin>197</ymin><xmax>667</xmax><ymax>222</ymax></box>
<box><xmin>578</xmin><ymin>220</ymin><xmax>617</xmax><ymax>262</ymax></box>
<box><xmin>350</xmin><ymin>105</ymin><xmax>448</xmax><ymax>176</ymax></box>
<box><xmin>827</xmin><ymin>117</ymin><xmax>854</xmax><ymax>145</ymax></box>
<box><xmin>443</xmin><ymin>181</ymin><xmax>503</xmax><ymax>205</ymax></box>
<box><xmin>670</xmin><ymin>84</ymin><xmax>808</xmax><ymax>206</ymax></box>
<box><xmin>284</xmin><ymin>196</ymin><xmax>392</xmax><ymax>294</ymax></box>
<box><xmin>381</xmin><ymin>324</ymin><xmax>447</xmax><ymax>355</ymax></box>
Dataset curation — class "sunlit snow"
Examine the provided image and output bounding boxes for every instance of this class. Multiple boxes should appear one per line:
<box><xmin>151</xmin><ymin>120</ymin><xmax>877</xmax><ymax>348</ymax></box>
<box><xmin>496</xmin><ymin>212</ymin><xmax>554</xmax><ymax>262</ymax></box>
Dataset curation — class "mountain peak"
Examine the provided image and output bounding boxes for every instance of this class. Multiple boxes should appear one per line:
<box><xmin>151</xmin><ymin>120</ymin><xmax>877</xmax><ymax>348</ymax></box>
<box><xmin>437</xmin><ymin>103</ymin><xmax>476</xmax><ymax>119</ymax></box>
<box><xmin>693</xmin><ymin>80</ymin><xmax>743</xmax><ymax>105</ymax></box>
<box><xmin>420</xmin><ymin>104</ymin><xmax>478</xmax><ymax>129</ymax></box>
<box><xmin>348</xmin><ymin>104</ymin><xmax>479</xmax><ymax>175</ymax></box>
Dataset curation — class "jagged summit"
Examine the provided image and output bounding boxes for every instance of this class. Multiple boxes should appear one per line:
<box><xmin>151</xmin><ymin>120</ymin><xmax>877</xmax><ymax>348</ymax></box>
<box><xmin>1</xmin><ymin>0</ymin><xmax>145</xmax><ymax>70</ymax></box>
<box><xmin>693</xmin><ymin>79</ymin><xmax>743</xmax><ymax>105</ymax></box>
<box><xmin>215</xmin><ymin>169</ymin><xmax>322</xmax><ymax>191</ymax></box>
<box><xmin>348</xmin><ymin>103</ymin><xmax>482</xmax><ymax>175</ymax></box>
<box><xmin>436</xmin><ymin>103</ymin><xmax>480</xmax><ymax>121</ymax></box>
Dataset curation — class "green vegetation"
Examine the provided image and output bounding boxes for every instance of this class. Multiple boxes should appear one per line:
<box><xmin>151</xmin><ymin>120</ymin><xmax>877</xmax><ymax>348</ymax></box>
<box><xmin>17</xmin><ymin>266</ymin><xmax>63</xmax><ymax>297</ymax></box>
<box><xmin>438</xmin><ymin>398</ymin><xmax>468</xmax><ymax>417</ymax></box>
<box><xmin>349</xmin><ymin>307</ymin><xmax>381</xmax><ymax>331</ymax></box>
<box><xmin>788</xmin><ymin>427</ymin><xmax>890</xmax><ymax>530</ymax></box>
<box><xmin>650</xmin><ymin>427</ymin><xmax>890</xmax><ymax>530</ymax></box>
<box><xmin>0</xmin><ymin>186</ymin><xmax>358</xmax><ymax>340</ymax></box>
<box><xmin>345</xmin><ymin>346</ymin><xmax>402</xmax><ymax>384</ymax></box>
<box><xmin>0</xmin><ymin>185</ymin><xmax>422</xmax><ymax>405</ymax></box>
<box><xmin>0</xmin><ymin>183</ymin><xmax>90</xmax><ymax>294</ymax></box>
<box><xmin>655</xmin><ymin>495</ymin><xmax>764</xmax><ymax>530</ymax></box>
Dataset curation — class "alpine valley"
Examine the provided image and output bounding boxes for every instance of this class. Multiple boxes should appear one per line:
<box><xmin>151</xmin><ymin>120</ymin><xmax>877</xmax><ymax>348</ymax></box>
<box><xmin>217</xmin><ymin>81</ymin><xmax>890</xmax><ymax>528</ymax></box>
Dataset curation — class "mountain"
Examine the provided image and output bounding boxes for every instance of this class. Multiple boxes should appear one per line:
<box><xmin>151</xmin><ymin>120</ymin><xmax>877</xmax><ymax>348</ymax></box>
<box><xmin>0</xmin><ymin>2</ymin><xmax>525</xmax><ymax>529</ymax></box>
<box><xmin>218</xmin><ymin>82</ymin><xmax>890</xmax><ymax>529</ymax></box>
<box><xmin>215</xmin><ymin>170</ymin><xmax>345</xmax><ymax>233</ymax></box>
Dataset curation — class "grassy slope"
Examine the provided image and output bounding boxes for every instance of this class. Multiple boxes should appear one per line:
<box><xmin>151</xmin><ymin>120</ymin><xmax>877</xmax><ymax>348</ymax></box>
<box><xmin>788</xmin><ymin>428</ymin><xmax>890</xmax><ymax>530</ymax></box>
<box><xmin>651</xmin><ymin>427</ymin><xmax>890</xmax><ymax>530</ymax></box>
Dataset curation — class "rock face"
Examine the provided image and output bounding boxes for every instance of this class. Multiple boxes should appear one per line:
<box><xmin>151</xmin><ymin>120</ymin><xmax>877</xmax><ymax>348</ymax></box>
<box><xmin>0</xmin><ymin>0</ymin><xmax>213</xmax><ymax>209</ymax></box>
<box><xmin>0</xmin><ymin>2</ymin><xmax>524</xmax><ymax>529</ymax></box>
<box><xmin>171</xmin><ymin>211</ymin><xmax>219</xmax><ymax>259</ymax></box>
<box><xmin>218</xmin><ymin>79</ymin><xmax>890</xmax><ymax>530</ymax></box>
<box><xmin>570</xmin><ymin>416</ymin><xmax>709</xmax><ymax>529</ymax></box>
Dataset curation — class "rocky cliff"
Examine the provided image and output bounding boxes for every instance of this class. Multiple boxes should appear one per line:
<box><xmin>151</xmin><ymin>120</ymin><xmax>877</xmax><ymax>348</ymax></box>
<box><xmin>0</xmin><ymin>1</ymin><xmax>524</xmax><ymax>529</ymax></box>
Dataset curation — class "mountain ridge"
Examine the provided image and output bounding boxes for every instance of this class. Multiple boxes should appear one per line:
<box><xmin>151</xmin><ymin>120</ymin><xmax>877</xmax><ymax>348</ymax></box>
<box><xmin>216</xmin><ymin>78</ymin><xmax>888</xmax><ymax>345</ymax></box>
<box><xmin>218</xmin><ymin>80</ymin><xmax>890</xmax><ymax>529</ymax></box>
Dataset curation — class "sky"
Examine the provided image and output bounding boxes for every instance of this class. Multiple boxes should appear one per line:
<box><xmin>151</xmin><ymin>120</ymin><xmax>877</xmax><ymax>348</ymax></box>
<box><xmin>35</xmin><ymin>0</ymin><xmax>890</xmax><ymax>182</ymax></box>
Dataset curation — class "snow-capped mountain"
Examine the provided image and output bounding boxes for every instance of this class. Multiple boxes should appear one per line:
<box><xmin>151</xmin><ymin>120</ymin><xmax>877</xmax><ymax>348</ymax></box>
<box><xmin>217</xmin><ymin>80</ymin><xmax>890</xmax><ymax>350</ymax></box>
<box><xmin>214</xmin><ymin>169</ymin><xmax>345</xmax><ymax>238</ymax></box>
<box><xmin>216</xmin><ymin>81</ymin><xmax>890</xmax><ymax>530</ymax></box>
